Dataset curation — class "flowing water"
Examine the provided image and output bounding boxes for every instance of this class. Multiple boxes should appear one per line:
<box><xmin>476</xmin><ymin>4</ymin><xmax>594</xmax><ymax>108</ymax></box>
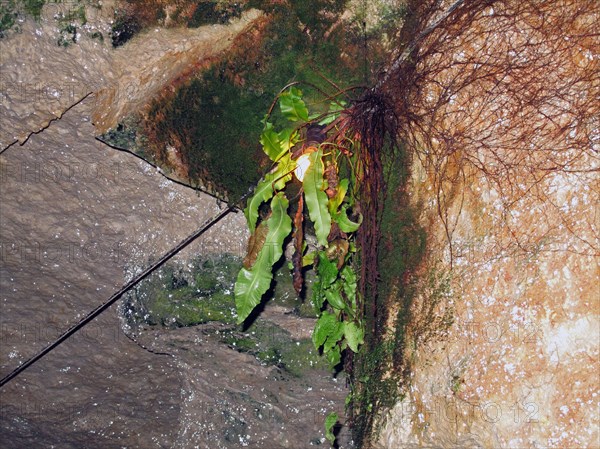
<box><xmin>0</xmin><ymin>12</ymin><xmax>352</xmax><ymax>449</ymax></box>
<box><xmin>0</xmin><ymin>95</ymin><xmax>352</xmax><ymax>449</ymax></box>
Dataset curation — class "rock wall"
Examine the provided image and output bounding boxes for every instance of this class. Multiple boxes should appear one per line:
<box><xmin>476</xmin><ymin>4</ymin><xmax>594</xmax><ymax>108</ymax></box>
<box><xmin>377</xmin><ymin>159</ymin><xmax>598</xmax><ymax>448</ymax></box>
<box><xmin>0</xmin><ymin>1</ymin><xmax>261</xmax><ymax>147</ymax></box>
<box><xmin>376</xmin><ymin>1</ymin><xmax>599</xmax><ymax>447</ymax></box>
<box><xmin>2</xmin><ymin>2</ymin><xmax>597</xmax><ymax>447</ymax></box>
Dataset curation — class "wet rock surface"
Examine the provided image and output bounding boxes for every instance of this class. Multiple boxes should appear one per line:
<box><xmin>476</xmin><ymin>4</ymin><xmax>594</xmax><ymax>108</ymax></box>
<box><xmin>0</xmin><ymin>99</ymin><xmax>193</xmax><ymax>448</ymax></box>
<box><xmin>0</xmin><ymin>3</ymin><xmax>261</xmax><ymax>147</ymax></box>
<box><xmin>143</xmin><ymin>323</ymin><xmax>351</xmax><ymax>449</ymax></box>
<box><xmin>0</xmin><ymin>10</ymin><xmax>352</xmax><ymax>443</ymax></box>
<box><xmin>0</xmin><ymin>95</ymin><xmax>352</xmax><ymax>448</ymax></box>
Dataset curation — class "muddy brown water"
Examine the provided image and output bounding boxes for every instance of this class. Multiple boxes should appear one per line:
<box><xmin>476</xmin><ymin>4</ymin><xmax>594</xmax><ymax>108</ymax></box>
<box><xmin>0</xmin><ymin>99</ymin><xmax>352</xmax><ymax>448</ymax></box>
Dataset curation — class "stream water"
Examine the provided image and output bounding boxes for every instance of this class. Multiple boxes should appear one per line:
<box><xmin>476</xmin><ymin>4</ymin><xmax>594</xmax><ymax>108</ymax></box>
<box><xmin>0</xmin><ymin>97</ymin><xmax>352</xmax><ymax>448</ymax></box>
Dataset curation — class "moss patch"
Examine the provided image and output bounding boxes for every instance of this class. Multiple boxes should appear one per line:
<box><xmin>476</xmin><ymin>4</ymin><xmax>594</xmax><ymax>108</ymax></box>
<box><xmin>0</xmin><ymin>1</ymin><xmax>19</xmax><ymax>37</ymax></box>
<box><xmin>144</xmin><ymin>74</ymin><xmax>267</xmax><ymax>200</ymax></box>
<box><xmin>0</xmin><ymin>0</ymin><xmax>43</xmax><ymax>37</ymax></box>
<box><xmin>122</xmin><ymin>254</ymin><xmax>241</xmax><ymax>328</ymax></box>
<box><xmin>350</xmin><ymin>144</ymin><xmax>427</xmax><ymax>447</ymax></box>
<box><xmin>219</xmin><ymin>320</ymin><xmax>329</xmax><ymax>377</ymax></box>
<box><xmin>22</xmin><ymin>0</ymin><xmax>44</xmax><ymax>19</ymax></box>
<box><xmin>122</xmin><ymin>254</ymin><xmax>327</xmax><ymax>376</ymax></box>
<box><xmin>187</xmin><ymin>1</ymin><xmax>243</xmax><ymax>27</ymax></box>
<box><xmin>141</xmin><ymin>0</ymin><xmax>368</xmax><ymax>200</ymax></box>
<box><xmin>350</xmin><ymin>142</ymin><xmax>456</xmax><ymax>447</ymax></box>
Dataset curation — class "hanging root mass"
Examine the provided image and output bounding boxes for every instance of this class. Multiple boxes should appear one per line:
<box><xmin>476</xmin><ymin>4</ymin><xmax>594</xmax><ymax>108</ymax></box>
<box><xmin>347</xmin><ymin>89</ymin><xmax>400</xmax><ymax>339</ymax></box>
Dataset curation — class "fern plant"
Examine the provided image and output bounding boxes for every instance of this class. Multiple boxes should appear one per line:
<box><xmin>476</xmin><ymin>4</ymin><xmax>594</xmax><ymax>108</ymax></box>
<box><xmin>234</xmin><ymin>86</ymin><xmax>364</xmax><ymax>372</ymax></box>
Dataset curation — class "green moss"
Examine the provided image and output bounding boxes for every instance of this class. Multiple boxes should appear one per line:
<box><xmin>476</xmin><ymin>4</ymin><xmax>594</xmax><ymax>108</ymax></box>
<box><xmin>256</xmin><ymin>347</ymin><xmax>281</xmax><ymax>365</ymax></box>
<box><xmin>279</xmin><ymin>338</ymin><xmax>329</xmax><ymax>376</ymax></box>
<box><xmin>289</xmin><ymin>0</ymin><xmax>346</xmax><ymax>36</ymax></box>
<box><xmin>57</xmin><ymin>22</ymin><xmax>77</xmax><ymax>47</ymax></box>
<box><xmin>1</xmin><ymin>0</ymin><xmax>43</xmax><ymax>37</ymax></box>
<box><xmin>90</xmin><ymin>31</ymin><xmax>103</xmax><ymax>41</ymax></box>
<box><xmin>351</xmin><ymin>144</ymin><xmax>428</xmax><ymax>447</ymax></box>
<box><xmin>147</xmin><ymin>289</ymin><xmax>236</xmax><ymax>327</ymax></box>
<box><xmin>122</xmin><ymin>254</ymin><xmax>242</xmax><ymax>328</ymax></box>
<box><xmin>143</xmin><ymin>2</ymin><xmax>366</xmax><ymax>201</ymax></box>
<box><xmin>220</xmin><ymin>320</ymin><xmax>329</xmax><ymax>377</ymax></box>
<box><xmin>249</xmin><ymin>0</ymin><xmax>347</xmax><ymax>40</ymax></box>
<box><xmin>222</xmin><ymin>334</ymin><xmax>258</xmax><ymax>352</ymax></box>
<box><xmin>0</xmin><ymin>1</ymin><xmax>18</xmax><ymax>38</ymax></box>
<box><xmin>22</xmin><ymin>0</ymin><xmax>44</xmax><ymax>19</ymax></box>
<box><xmin>1</xmin><ymin>0</ymin><xmax>101</xmax><ymax>38</ymax></box>
<box><xmin>100</xmin><ymin>119</ymin><xmax>140</xmax><ymax>151</ymax></box>
<box><xmin>145</xmin><ymin>75</ymin><xmax>266</xmax><ymax>200</ymax></box>
<box><xmin>70</xmin><ymin>4</ymin><xmax>87</xmax><ymax>25</ymax></box>
<box><xmin>187</xmin><ymin>2</ymin><xmax>219</xmax><ymax>27</ymax></box>
<box><xmin>122</xmin><ymin>252</ymin><xmax>324</xmax><ymax>377</ymax></box>
<box><xmin>351</xmin><ymin>340</ymin><xmax>400</xmax><ymax>437</ymax></box>
<box><xmin>194</xmin><ymin>253</ymin><xmax>243</xmax><ymax>291</ymax></box>
<box><xmin>54</xmin><ymin>4</ymin><xmax>89</xmax><ymax>47</ymax></box>
<box><xmin>351</xmin><ymin>142</ymin><xmax>455</xmax><ymax>446</ymax></box>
